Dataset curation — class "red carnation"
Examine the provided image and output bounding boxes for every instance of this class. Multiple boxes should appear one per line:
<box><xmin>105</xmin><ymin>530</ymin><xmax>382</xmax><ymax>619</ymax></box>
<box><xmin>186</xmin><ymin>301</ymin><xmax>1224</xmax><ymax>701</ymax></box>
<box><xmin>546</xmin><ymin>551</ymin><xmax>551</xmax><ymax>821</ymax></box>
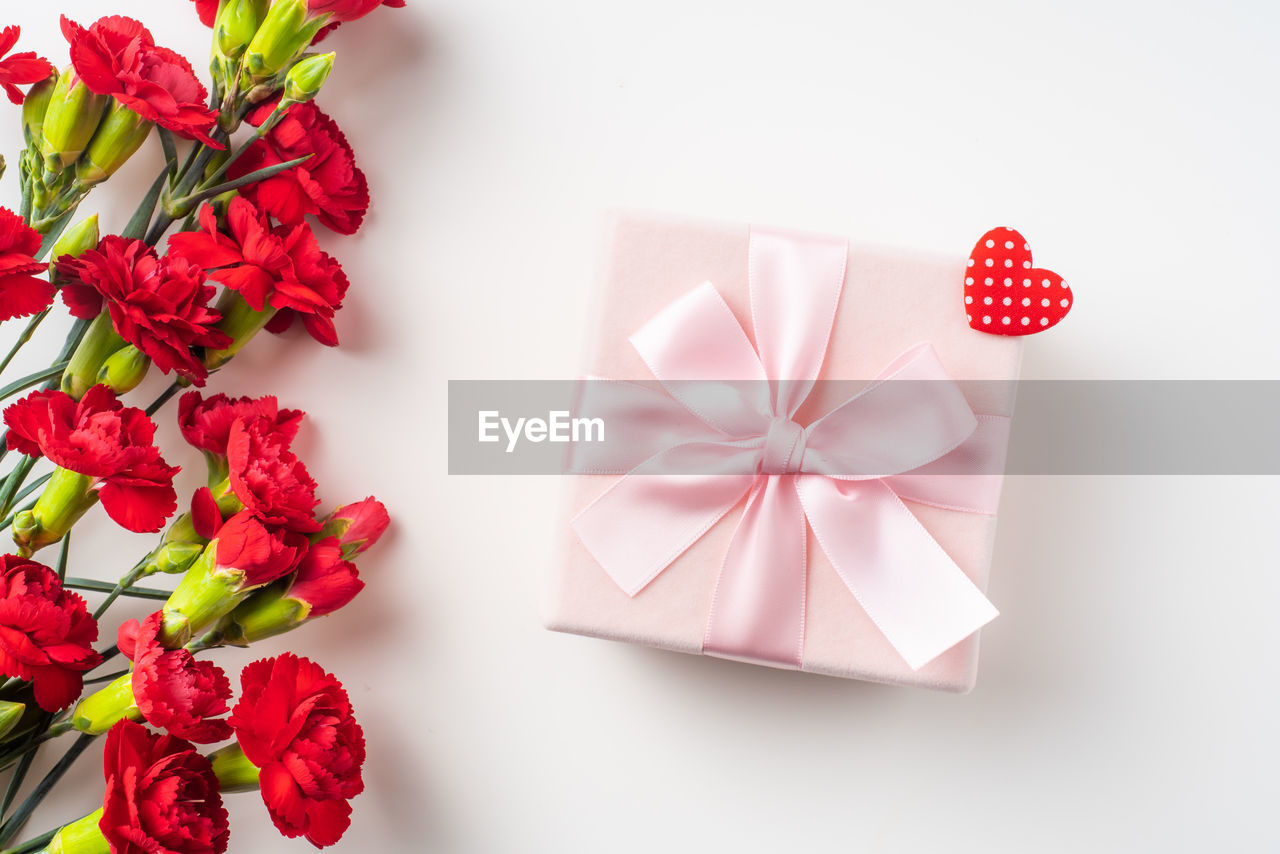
<box><xmin>215</xmin><ymin>510</ymin><xmax>309</xmax><ymax>587</ymax></box>
<box><xmin>101</xmin><ymin>720</ymin><xmax>230</xmax><ymax>854</ymax></box>
<box><xmin>231</xmin><ymin>654</ymin><xmax>365</xmax><ymax>848</ymax></box>
<box><xmin>169</xmin><ymin>199</ymin><xmax>348</xmax><ymax>345</ymax></box>
<box><xmin>0</xmin><ymin>26</ymin><xmax>54</xmax><ymax>105</ymax></box>
<box><xmin>234</xmin><ymin>100</ymin><xmax>368</xmax><ymax>235</ymax></box>
<box><xmin>119</xmin><ymin>611</ymin><xmax>233</xmax><ymax>743</ymax></box>
<box><xmin>4</xmin><ymin>386</ymin><xmax>179</xmax><ymax>532</ymax></box>
<box><xmin>263</xmin><ymin>219</ymin><xmax>349</xmax><ymax>346</ymax></box>
<box><xmin>178</xmin><ymin>391</ymin><xmax>303</xmax><ymax>458</ymax></box>
<box><xmin>0</xmin><ymin>206</ymin><xmax>52</xmax><ymax>322</ymax></box>
<box><xmin>309</xmin><ymin>0</ymin><xmax>404</xmax><ymax>23</ymax></box>
<box><xmin>0</xmin><ymin>555</ymin><xmax>101</xmax><ymax>712</ymax></box>
<box><xmin>227</xmin><ymin>417</ymin><xmax>320</xmax><ymax>532</ymax></box>
<box><xmin>322</xmin><ymin>497</ymin><xmax>389</xmax><ymax>558</ymax></box>
<box><xmin>58</xmin><ymin>236</ymin><xmax>231</xmax><ymax>384</ymax></box>
<box><xmin>286</xmin><ymin>537</ymin><xmax>364</xmax><ymax>617</ymax></box>
<box><xmin>61</xmin><ymin>15</ymin><xmax>220</xmax><ymax>145</ymax></box>
<box><xmin>190</xmin><ymin>0</ymin><xmax>219</xmax><ymax>28</ymax></box>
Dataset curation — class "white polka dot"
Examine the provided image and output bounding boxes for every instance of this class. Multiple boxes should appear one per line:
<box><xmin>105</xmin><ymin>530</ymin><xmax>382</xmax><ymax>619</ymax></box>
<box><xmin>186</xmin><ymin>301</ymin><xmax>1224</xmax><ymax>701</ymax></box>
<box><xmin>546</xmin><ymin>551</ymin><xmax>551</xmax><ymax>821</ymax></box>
<box><xmin>1022</xmin><ymin>297</ymin><xmax>1031</xmax><ymax>306</ymax></box>
<box><xmin>982</xmin><ymin>315</ymin><xmax>991</xmax><ymax>324</ymax></box>
<box><xmin>985</xmin><ymin>258</ymin><xmax>993</xmax><ymax>267</ymax></box>
<box><xmin>1022</xmin><ymin>278</ymin><xmax>1031</xmax><ymax>286</ymax></box>
<box><xmin>985</xmin><ymin>239</ymin><xmax>995</xmax><ymax>248</ymax></box>
<box><xmin>1021</xmin><ymin>317</ymin><xmax>1030</xmax><ymax>325</ymax></box>
<box><xmin>1003</xmin><ymin>259</ymin><xmax>1013</xmax><ymax>267</ymax></box>
<box><xmin>966</xmin><ymin>314</ymin><xmax>971</xmax><ymax>322</ymax></box>
<box><xmin>967</xmin><ymin>258</ymin><xmax>974</xmax><ymax>267</ymax></box>
<box><xmin>1060</xmin><ymin>298</ymin><xmax>1070</xmax><ymax>308</ymax></box>
<box><xmin>1023</xmin><ymin>243</ymin><xmax>1029</xmax><ymax>250</ymax></box>
<box><xmin>965</xmin><ymin>277</ymin><xmax>973</xmax><ymax>285</ymax></box>
<box><xmin>1002</xmin><ymin>297</ymin><xmax>1012</xmax><ymax>306</ymax></box>
<box><xmin>1040</xmin><ymin>317</ymin><xmax>1049</xmax><ymax>326</ymax></box>
<box><xmin>1023</xmin><ymin>260</ymin><xmax>1031</xmax><ymax>268</ymax></box>
<box><xmin>1061</xmin><ymin>280</ymin><xmax>1069</xmax><ymax>288</ymax></box>
<box><xmin>1001</xmin><ymin>316</ymin><xmax>1011</xmax><ymax>325</ymax></box>
<box><xmin>1042</xmin><ymin>278</ymin><xmax>1052</xmax><ymax>287</ymax></box>
<box><xmin>983</xmin><ymin>296</ymin><xmax>993</xmax><ymax>305</ymax></box>
<box><xmin>1003</xmin><ymin>277</ymin><xmax>1012</xmax><ymax>286</ymax></box>
<box><xmin>1004</xmin><ymin>241</ymin><xmax>1014</xmax><ymax>249</ymax></box>
<box><xmin>1041</xmin><ymin>298</ymin><xmax>1050</xmax><ymax>307</ymax></box>
<box><xmin>984</xmin><ymin>277</ymin><xmax>993</xmax><ymax>285</ymax></box>
<box><xmin>965</xmin><ymin>295</ymin><xmax>973</xmax><ymax>304</ymax></box>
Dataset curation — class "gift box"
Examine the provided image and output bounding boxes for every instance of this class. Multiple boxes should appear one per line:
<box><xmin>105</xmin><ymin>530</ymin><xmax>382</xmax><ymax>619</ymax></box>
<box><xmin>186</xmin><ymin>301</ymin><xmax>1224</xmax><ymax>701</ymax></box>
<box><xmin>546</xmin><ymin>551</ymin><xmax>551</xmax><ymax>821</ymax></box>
<box><xmin>544</xmin><ymin>211</ymin><xmax>1024</xmax><ymax>692</ymax></box>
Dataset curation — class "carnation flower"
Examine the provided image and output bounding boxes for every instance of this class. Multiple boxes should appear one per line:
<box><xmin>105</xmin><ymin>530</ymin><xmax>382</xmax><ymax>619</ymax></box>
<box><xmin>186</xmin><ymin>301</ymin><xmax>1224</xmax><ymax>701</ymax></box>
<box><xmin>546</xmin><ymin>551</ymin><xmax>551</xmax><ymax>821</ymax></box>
<box><xmin>214</xmin><ymin>510</ymin><xmax>311</xmax><ymax>587</ymax></box>
<box><xmin>190</xmin><ymin>0</ymin><xmax>219</xmax><ymax>28</ymax></box>
<box><xmin>234</xmin><ymin>100</ymin><xmax>369</xmax><ymax>235</ymax></box>
<box><xmin>178</xmin><ymin>391</ymin><xmax>303</xmax><ymax>459</ymax></box>
<box><xmin>309</xmin><ymin>0</ymin><xmax>406</xmax><ymax>23</ymax></box>
<box><xmin>229</xmin><ymin>654</ymin><xmax>365</xmax><ymax>847</ymax></box>
<box><xmin>0</xmin><ymin>555</ymin><xmax>101</xmax><ymax>712</ymax></box>
<box><xmin>119</xmin><ymin>611</ymin><xmax>233</xmax><ymax>743</ymax></box>
<box><xmin>0</xmin><ymin>206</ymin><xmax>52</xmax><ymax>322</ymax></box>
<box><xmin>319</xmin><ymin>497</ymin><xmax>390</xmax><ymax>558</ymax></box>
<box><xmin>61</xmin><ymin>15</ymin><xmax>219</xmax><ymax>145</ymax></box>
<box><xmin>0</xmin><ymin>25</ymin><xmax>54</xmax><ymax>105</ymax></box>
<box><xmin>4</xmin><ymin>385</ymin><xmax>179</xmax><ymax>534</ymax></box>
<box><xmin>227</xmin><ymin>416</ymin><xmax>320</xmax><ymax>532</ymax></box>
<box><xmin>58</xmin><ymin>236</ymin><xmax>231</xmax><ymax>384</ymax></box>
<box><xmin>168</xmin><ymin>198</ymin><xmax>349</xmax><ymax>346</ymax></box>
<box><xmin>100</xmin><ymin>720</ymin><xmax>230</xmax><ymax>854</ymax></box>
<box><xmin>284</xmin><ymin>537</ymin><xmax>364</xmax><ymax>617</ymax></box>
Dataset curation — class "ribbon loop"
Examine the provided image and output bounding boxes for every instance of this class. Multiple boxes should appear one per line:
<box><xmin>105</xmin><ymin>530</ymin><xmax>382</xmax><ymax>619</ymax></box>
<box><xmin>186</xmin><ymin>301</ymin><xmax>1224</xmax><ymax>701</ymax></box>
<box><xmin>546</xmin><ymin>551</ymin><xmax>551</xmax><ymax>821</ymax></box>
<box><xmin>572</xmin><ymin>228</ymin><xmax>1004</xmax><ymax>671</ymax></box>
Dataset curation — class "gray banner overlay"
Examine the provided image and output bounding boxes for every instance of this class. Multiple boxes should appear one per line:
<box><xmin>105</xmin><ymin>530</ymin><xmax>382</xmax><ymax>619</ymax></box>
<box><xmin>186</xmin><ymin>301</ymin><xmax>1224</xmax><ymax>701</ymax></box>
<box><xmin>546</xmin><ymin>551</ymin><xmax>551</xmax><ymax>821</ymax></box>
<box><xmin>448</xmin><ymin>380</ymin><xmax>1280</xmax><ymax>475</ymax></box>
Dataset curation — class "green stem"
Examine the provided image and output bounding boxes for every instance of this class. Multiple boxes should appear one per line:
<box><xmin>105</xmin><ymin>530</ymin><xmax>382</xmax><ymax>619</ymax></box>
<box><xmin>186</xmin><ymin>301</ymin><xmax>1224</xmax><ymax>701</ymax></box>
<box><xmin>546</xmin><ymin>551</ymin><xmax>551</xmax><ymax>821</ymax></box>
<box><xmin>54</xmin><ymin>532</ymin><xmax>70</xmax><ymax>581</ymax></box>
<box><xmin>64</xmin><ymin>577</ymin><xmax>171</xmax><ymax>602</ymax></box>
<box><xmin>0</xmin><ymin>313</ymin><xmax>50</xmax><ymax>378</ymax></box>
<box><xmin>145</xmin><ymin>382</ymin><xmax>183</xmax><ymax>418</ymax></box>
<box><xmin>0</xmin><ymin>458</ymin><xmax>36</xmax><ymax>521</ymax></box>
<box><xmin>0</xmin><ymin>826</ymin><xmax>57</xmax><ymax>854</ymax></box>
<box><xmin>0</xmin><ymin>362</ymin><xmax>69</xmax><ymax>403</ymax></box>
<box><xmin>0</xmin><ymin>733</ymin><xmax>95</xmax><ymax>846</ymax></box>
<box><xmin>91</xmin><ymin>561</ymin><xmax>148</xmax><ymax>620</ymax></box>
<box><xmin>200</xmin><ymin>104</ymin><xmax>286</xmax><ymax>189</ymax></box>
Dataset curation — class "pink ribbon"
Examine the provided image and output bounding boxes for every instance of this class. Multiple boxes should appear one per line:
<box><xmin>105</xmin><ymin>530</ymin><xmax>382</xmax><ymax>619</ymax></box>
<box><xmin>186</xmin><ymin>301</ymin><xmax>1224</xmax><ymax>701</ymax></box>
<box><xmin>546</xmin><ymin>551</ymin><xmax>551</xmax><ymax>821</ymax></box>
<box><xmin>572</xmin><ymin>227</ymin><xmax>1008</xmax><ymax>670</ymax></box>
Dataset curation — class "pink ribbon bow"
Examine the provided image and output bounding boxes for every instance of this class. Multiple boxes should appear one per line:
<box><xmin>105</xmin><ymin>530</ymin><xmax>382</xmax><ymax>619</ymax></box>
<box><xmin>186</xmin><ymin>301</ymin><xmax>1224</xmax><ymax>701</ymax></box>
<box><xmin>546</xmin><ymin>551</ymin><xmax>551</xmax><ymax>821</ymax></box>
<box><xmin>572</xmin><ymin>227</ymin><xmax>1010</xmax><ymax>670</ymax></box>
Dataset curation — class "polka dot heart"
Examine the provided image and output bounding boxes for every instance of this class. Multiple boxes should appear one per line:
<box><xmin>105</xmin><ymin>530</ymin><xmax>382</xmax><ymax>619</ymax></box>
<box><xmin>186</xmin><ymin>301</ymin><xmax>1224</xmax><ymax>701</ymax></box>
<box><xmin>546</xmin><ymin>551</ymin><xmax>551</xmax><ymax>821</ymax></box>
<box><xmin>964</xmin><ymin>226</ymin><xmax>1072</xmax><ymax>336</ymax></box>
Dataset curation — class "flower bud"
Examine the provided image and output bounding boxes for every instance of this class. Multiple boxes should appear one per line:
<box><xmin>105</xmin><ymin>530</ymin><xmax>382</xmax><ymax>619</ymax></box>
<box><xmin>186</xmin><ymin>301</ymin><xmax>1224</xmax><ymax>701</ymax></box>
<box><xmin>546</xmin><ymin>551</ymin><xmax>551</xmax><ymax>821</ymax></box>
<box><xmin>241</xmin><ymin>0</ymin><xmax>327</xmax><ymax>84</ymax></box>
<box><xmin>146</xmin><ymin>541</ymin><xmax>206</xmax><ymax>576</ymax></box>
<box><xmin>71</xmin><ymin>673</ymin><xmax>140</xmax><ymax>736</ymax></box>
<box><xmin>208</xmin><ymin>743</ymin><xmax>261</xmax><ymax>792</ymax></box>
<box><xmin>22</xmin><ymin>75</ymin><xmax>56</xmax><ymax>147</ymax></box>
<box><xmin>63</xmin><ymin>312</ymin><xmax>126</xmax><ymax>400</ymax></box>
<box><xmin>215</xmin><ymin>0</ymin><xmax>271</xmax><ymax>61</ymax></box>
<box><xmin>77</xmin><ymin>102</ymin><xmax>154</xmax><ymax>187</ymax></box>
<box><xmin>0</xmin><ymin>701</ymin><xmax>25</xmax><ymax>742</ymax></box>
<box><xmin>317</xmin><ymin>497</ymin><xmax>390</xmax><ymax>559</ymax></box>
<box><xmin>221</xmin><ymin>581</ymin><xmax>306</xmax><ymax>643</ymax></box>
<box><xmin>45</xmin><ymin>809</ymin><xmax>108</xmax><ymax>854</ymax></box>
<box><xmin>50</xmin><ymin>214</ymin><xmax>99</xmax><ymax>262</ymax></box>
<box><xmin>97</xmin><ymin>344</ymin><xmax>152</xmax><ymax>395</ymax></box>
<box><xmin>12</xmin><ymin>468</ymin><xmax>96</xmax><ymax>555</ymax></box>
<box><xmin>39</xmin><ymin>68</ymin><xmax>110</xmax><ymax>171</ymax></box>
<box><xmin>283</xmin><ymin>52</ymin><xmax>334</xmax><ymax>104</ymax></box>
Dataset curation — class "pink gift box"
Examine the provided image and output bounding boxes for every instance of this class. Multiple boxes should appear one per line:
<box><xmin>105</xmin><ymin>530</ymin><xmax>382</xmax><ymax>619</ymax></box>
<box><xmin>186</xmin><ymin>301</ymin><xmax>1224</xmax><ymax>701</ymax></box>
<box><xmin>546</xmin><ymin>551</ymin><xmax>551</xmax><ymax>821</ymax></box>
<box><xmin>544</xmin><ymin>211</ymin><xmax>1023</xmax><ymax>692</ymax></box>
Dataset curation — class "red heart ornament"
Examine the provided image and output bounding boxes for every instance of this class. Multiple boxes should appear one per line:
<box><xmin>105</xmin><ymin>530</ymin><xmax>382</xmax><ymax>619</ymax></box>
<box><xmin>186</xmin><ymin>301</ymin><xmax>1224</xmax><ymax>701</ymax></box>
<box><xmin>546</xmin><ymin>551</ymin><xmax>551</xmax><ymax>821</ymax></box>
<box><xmin>965</xmin><ymin>227</ymin><xmax>1072</xmax><ymax>336</ymax></box>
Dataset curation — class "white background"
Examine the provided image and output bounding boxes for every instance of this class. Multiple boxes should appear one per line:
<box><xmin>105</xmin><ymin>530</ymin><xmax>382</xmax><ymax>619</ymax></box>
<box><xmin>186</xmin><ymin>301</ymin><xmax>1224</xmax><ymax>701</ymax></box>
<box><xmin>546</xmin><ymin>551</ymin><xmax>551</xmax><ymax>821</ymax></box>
<box><xmin>2</xmin><ymin>1</ymin><xmax>1278</xmax><ymax>852</ymax></box>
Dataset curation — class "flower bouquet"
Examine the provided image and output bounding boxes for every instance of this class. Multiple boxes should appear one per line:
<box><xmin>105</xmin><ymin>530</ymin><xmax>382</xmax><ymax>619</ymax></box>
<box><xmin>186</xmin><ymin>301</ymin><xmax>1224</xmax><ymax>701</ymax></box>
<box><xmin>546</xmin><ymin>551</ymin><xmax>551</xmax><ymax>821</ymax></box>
<box><xmin>0</xmin><ymin>1</ymin><xmax>402</xmax><ymax>851</ymax></box>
